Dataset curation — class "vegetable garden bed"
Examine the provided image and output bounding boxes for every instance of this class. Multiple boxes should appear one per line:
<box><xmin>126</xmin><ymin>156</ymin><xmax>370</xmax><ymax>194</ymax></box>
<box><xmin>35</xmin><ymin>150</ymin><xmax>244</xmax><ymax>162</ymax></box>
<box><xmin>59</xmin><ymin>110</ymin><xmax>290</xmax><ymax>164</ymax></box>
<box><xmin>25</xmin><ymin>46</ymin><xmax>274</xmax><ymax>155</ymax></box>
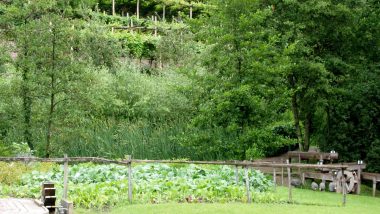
<box><xmin>0</xmin><ymin>162</ymin><xmax>275</xmax><ymax>209</ymax></box>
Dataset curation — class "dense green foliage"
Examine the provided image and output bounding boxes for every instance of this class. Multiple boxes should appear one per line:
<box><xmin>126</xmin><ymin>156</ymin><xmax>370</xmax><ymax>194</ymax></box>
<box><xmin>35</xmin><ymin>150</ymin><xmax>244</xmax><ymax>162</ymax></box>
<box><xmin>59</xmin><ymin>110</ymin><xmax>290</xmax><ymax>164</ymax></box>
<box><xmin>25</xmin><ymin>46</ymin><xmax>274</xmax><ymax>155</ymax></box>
<box><xmin>0</xmin><ymin>0</ymin><xmax>379</xmax><ymax>171</ymax></box>
<box><xmin>0</xmin><ymin>162</ymin><xmax>274</xmax><ymax>208</ymax></box>
<box><xmin>181</xmin><ymin>0</ymin><xmax>296</xmax><ymax>160</ymax></box>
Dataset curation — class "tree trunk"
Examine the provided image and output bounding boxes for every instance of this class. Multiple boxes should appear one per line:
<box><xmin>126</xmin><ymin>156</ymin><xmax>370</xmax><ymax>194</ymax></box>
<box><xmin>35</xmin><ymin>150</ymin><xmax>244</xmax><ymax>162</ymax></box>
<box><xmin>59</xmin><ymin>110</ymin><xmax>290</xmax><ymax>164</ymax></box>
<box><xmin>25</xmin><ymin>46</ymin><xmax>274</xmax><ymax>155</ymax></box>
<box><xmin>289</xmin><ymin>75</ymin><xmax>303</xmax><ymax>150</ymax></box>
<box><xmin>291</xmin><ymin>94</ymin><xmax>304</xmax><ymax>151</ymax></box>
<box><xmin>303</xmin><ymin>112</ymin><xmax>312</xmax><ymax>152</ymax></box>
<box><xmin>45</xmin><ymin>86</ymin><xmax>55</xmax><ymax>158</ymax></box>
<box><xmin>45</xmin><ymin>27</ymin><xmax>56</xmax><ymax>158</ymax></box>
<box><xmin>21</xmin><ymin>19</ymin><xmax>33</xmax><ymax>151</ymax></box>
<box><xmin>22</xmin><ymin>69</ymin><xmax>33</xmax><ymax>151</ymax></box>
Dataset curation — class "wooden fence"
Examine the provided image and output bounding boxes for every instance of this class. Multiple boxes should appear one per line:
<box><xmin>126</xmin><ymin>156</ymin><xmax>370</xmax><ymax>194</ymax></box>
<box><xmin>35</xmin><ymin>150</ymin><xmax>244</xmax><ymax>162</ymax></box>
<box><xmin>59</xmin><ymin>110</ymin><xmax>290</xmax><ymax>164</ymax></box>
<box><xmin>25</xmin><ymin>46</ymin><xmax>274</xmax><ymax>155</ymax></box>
<box><xmin>0</xmin><ymin>156</ymin><xmax>351</xmax><ymax>206</ymax></box>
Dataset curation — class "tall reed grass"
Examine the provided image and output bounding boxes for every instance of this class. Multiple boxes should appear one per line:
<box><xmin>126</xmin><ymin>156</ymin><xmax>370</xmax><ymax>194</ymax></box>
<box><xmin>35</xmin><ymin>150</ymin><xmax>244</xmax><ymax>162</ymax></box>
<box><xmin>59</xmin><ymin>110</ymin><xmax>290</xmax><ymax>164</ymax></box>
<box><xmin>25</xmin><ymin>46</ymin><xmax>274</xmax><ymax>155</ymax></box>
<box><xmin>54</xmin><ymin>120</ymin><xmax>197</xmax><ymax>160</ymax></box>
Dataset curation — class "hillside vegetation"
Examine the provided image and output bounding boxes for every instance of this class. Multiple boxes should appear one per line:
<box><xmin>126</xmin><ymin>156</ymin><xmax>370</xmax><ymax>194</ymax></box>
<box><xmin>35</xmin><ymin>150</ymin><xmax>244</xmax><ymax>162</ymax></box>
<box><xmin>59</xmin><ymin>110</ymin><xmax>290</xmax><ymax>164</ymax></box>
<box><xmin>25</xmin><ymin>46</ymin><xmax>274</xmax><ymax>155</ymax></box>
<box><xmin>0</xmin><ymin>0</ymin><xmax>379</xmax><ymax>172</ymax></box>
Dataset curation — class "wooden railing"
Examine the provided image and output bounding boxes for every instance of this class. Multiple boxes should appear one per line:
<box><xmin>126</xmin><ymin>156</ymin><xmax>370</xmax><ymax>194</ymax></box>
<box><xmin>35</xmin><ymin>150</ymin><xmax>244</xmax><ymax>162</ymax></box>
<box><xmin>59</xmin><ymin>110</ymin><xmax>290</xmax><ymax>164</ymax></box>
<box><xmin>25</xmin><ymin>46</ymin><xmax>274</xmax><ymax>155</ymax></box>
<box><xmin>0</xmin><ymin>156</ymin><xmax>352</xmax><ymax>206</ymax></box>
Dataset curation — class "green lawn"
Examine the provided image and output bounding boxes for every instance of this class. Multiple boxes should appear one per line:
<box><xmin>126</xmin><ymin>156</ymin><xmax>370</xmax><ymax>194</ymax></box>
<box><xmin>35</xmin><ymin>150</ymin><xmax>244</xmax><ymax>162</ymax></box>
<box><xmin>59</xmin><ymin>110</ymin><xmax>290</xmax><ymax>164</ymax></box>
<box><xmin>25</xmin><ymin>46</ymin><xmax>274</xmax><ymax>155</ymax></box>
<box><xmin>76</xmin><ymin>187</ymin><xmax>380</xmax><ymax>214</ymax></box>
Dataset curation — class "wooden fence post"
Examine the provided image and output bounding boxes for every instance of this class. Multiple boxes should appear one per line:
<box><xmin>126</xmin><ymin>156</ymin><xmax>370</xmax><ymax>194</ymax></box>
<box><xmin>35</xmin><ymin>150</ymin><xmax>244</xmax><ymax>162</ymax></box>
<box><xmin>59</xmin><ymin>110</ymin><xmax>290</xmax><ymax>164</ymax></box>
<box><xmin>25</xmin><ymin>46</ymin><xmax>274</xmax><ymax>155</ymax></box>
<box><xmin>127</xmin><ymin>155</ymin><xmax>133</xmax><ymax>203</ymax></box>
<box><xmin>357</xmin><ymin>167</ymin><xmax>361</xmax><ymax>194</ymax></box>
<box><xmin>273</xmin><ymin>162</ymin><xmax>276</xmax><ymax>191</ymax></box>
<box><xmin>287</xmin><ymin>159</ymin><xmax>292</xmax><ymax>202</ymax></box>
<box><xmin>61</xmin><ymin>199</ymin><xmax>73</xmax><ymax>214</ymax></box>
<box><xmin>281</xmin><ymin>158</ymin><xmax>284</xmax><ymax>186</ymax></box>
<box><xmin>298</xmin><ymin>153</ymin><xmax>301</xmax><ymax>177</ymax></box>
<box><xmin>244</xmin><ymin>164</ymin><xmax>251</xmax><ymax>203</ymax></box>
<box><xmin>373</xmin><ymin>177</ymin><xmax>377</xmax><ymax>197</ymax></box>
<box><xmin>342</xmin><ymin>168</ymin><xmax>346</xmax><ymax>206</ymax></box>
<box><xmin>63</xmin><ymin>154</ymin><xmax>69</xmax><ymax>200</ymax></box>
<box><xmin>235</xmin><ymin>164</ymin><xmax>239</xmax><ymax>185</ymax></box>
<box><xmin>301</xmin><ymin>172</ymin><xmax>305</xmax><ymax>185</ymax></box>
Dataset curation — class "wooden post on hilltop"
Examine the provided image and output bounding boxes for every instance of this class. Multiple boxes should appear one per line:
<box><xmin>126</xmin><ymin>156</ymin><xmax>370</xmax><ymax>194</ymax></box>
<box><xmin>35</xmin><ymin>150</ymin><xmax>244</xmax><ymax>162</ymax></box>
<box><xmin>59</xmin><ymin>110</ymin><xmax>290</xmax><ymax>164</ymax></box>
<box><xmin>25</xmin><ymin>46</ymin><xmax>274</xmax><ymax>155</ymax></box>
<box><xmin>112</xmin><ymin>0</ymin><xmax>115</xmax><ymax>16</ymax></box>
<box><xmin>162</xmin><ymin>4</ymin><xmax>166</xmax><ymax>21</ymax></box>
<box><xmin>244</xmin><ymin>163</ymin><xmax>251</xmax><ymax>203</ymax></box>
<box><xmin>287</xmin><ymin>159</ymin><xmax>292</xmax><ymax>202</ymax></box>
<box><xmin>189</xmin><ymin>4</ymin><xmax>193</xmax><ymax>19</ymax></box>
<box><xmin>154</xmin><ymin>16</ymin><xmax>157</xmax><ymax>37</ymax></box>
<box><xmin>127</xmin><ymin>155</ymin><xmax>133</xmax><ymax>203</ymax></box>
<box><xmin>63</xmin><ymin>154</ymin><xmax>69</xmax><ymax>200</ymax></box>
<box><xmin>95</xmin><ymin>3</ymin><xmax>99</xmax><ymax>12</ymax></box>
<box><xmin>136</xmin><ymin>0</ymin><xmax>140</xmax><ymax>19</ymax></box>
<box><xmin>151</xmin><ymin>15</ymin><xmax>154</xmax><ymax>35</ymax></box>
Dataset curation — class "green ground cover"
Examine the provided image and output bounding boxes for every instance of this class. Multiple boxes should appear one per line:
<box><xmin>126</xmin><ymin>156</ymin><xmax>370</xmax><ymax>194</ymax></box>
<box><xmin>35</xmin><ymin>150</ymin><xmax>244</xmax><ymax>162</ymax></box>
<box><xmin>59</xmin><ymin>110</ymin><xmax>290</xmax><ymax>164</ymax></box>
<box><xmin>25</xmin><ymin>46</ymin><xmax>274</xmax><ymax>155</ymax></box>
<box><xmin>76</xmin><ymin>187</ymin><xmax>380</xmax><ymax>214</ymax></box>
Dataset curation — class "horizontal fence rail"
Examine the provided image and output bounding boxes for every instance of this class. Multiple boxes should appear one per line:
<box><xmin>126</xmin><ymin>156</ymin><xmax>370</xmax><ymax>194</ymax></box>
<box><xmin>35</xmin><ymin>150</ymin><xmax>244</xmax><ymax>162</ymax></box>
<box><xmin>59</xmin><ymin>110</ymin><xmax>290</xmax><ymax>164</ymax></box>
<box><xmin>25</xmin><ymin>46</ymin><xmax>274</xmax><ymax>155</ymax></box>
<box><xmin>0</xmin><ymin>157</ymin><xmax>130</xmax><ymax>165</ymax></box>
<box><xmin>0</xmin><ymin>157</ymin><xmax>349</xmax><ymax>169</ymax></box>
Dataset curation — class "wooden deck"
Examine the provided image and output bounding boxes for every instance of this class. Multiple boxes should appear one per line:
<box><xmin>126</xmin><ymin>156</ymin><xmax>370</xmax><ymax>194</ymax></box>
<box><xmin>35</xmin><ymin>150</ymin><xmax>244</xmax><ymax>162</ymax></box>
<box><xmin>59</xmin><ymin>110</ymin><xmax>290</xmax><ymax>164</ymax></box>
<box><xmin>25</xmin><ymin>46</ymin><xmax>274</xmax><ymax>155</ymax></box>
<box><xmin>0</xmin><ymin>198</ymin><xmax>49</xmax><ymax>214</ymax></box>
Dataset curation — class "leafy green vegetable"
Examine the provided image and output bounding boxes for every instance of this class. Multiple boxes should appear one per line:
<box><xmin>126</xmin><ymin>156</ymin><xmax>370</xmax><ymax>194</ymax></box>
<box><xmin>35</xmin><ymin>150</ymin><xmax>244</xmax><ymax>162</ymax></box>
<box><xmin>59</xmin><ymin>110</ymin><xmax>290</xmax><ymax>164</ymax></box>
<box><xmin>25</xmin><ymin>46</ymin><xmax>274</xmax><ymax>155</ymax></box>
<box><xmin>0</xmin><ymin>163</ymin><xmax>275</xmax><ymax>209</ymax></box>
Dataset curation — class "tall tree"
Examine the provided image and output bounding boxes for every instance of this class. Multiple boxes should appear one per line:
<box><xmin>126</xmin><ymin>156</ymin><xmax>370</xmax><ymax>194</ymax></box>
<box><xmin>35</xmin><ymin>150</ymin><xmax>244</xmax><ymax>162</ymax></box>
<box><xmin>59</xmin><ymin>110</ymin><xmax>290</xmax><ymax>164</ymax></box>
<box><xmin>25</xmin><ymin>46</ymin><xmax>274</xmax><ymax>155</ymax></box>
<box><xmin>266</xmin><ymin>0</ymin><xmax>362</xmax><ymax>151</ymax></box>
<box><xmin>1</xmin><ymin>0</ymin><xmax>120</xmax><ymax>156</ymax></box>
<box><xmin>0</xmin><ymin>0</ymin><xmax>56</xmax><ymax>150</ymax></box>
<box><xmin>314</xmin><ymin>0</ymin><xmax>380</xmax><ymax>169</ymax></box>
<box><xmin>184</xmin><ymin>0</ymin><xmax>294</xmax><ymax>160</ymax></box>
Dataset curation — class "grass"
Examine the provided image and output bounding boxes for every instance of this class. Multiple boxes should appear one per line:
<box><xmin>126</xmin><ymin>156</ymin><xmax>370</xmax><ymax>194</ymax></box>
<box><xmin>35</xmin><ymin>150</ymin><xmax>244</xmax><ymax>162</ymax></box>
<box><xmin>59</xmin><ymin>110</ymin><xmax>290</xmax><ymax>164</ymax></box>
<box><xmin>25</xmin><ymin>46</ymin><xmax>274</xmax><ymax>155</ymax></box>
<box><xmin>75</xmin><ymin>186</ymin><xmax>380</xmax><ymax>214</ymax></box>
<box><xmin>58</xmin><ymin>121</ymin><xmax>195</xmax><ymax>160</ymax></box>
